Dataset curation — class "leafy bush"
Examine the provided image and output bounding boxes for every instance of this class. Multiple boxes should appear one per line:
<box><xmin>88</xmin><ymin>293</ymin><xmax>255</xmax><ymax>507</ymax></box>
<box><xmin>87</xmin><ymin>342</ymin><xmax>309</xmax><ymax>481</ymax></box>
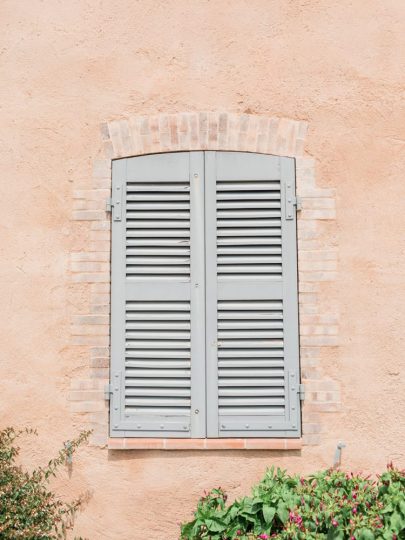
<box><xmin>181</xmin><ymin>465</ymin><xmax>405</xmax><ymax>540</ymax></box>
<box><xmin>0</xmin><ymin>427</ymin><xmax>91</xmax><ymax>539</ymax></box>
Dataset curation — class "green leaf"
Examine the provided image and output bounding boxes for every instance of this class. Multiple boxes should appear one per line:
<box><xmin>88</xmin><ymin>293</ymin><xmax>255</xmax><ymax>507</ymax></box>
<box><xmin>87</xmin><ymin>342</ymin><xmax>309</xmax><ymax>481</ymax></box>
<box><xmin>380</xmin><ymin>503</ymin><xmax>393</xmax><ymax>513</ymax></box>
<box><xmin>262</xmin><ymin>504</ymin><xmax>276</xmax><ymax>525</ymax></box>
<box><xmin>390</xmin><ymin>511</ymin><xmax>404</xmax><ymax>531</ymax></box>
<box><xmin>227</xmin><ymin>505</ymin><xmax>239</xmax><ymax>520</ymax></box>
<box><xmin>276</xmin><ymin>502</ymin><xmax>289</xmax><ymax>524</ymax></box>
<box><xmin>358</xmin><ymin>529</ymin><xmax>375</xmax><ymax>540</ymax></box>
<box><xmin>205</xmin><ymin>517</ymin><xmax>226</xmax><ymax>532</ymax></box>
<box><xmin>327</xmin><ymin>528</ymin><xmax>344</xmax><ymax>540</ymax></box>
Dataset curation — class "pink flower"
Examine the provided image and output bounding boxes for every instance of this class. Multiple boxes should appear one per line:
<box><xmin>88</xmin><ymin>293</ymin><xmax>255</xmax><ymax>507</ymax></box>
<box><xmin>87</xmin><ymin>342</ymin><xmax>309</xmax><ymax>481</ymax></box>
<box><xmin>352</xmin><ymin>507</ymin><xmax>357</xmax><ymax>514</ymax></box>
<box><xmin>258</xmin><ymin>535</ymin><xmax>269</xmax><ymax>540</ymax></box>
<box><xmin>332</xmin><ymin>519</ymin><xmax>338</xmax><ymax>527</ymax></box>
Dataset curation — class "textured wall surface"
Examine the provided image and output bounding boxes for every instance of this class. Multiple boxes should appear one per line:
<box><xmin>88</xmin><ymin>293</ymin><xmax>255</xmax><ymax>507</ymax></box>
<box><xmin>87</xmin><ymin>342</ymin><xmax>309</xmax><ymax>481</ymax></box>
<box><xmin>0</xmin><ymin>1</ymin><xmax>404</xmax><ymax>538</ymax></box>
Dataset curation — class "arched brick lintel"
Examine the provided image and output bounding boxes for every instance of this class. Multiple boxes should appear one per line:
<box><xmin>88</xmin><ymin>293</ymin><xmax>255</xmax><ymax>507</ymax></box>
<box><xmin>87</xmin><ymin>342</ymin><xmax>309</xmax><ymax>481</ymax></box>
<box><xmin>102</xmin><ymin>112</ymin><xmax>308</xmax><ymax>159</ymax></box>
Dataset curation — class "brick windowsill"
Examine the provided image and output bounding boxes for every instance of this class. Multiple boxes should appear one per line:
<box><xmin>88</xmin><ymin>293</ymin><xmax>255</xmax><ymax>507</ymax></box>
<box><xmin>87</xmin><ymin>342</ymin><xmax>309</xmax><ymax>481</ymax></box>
<box><xmin>108</xmin><ymin>438</ymin><xmax>302</xmax><ymax>450</ymax></box>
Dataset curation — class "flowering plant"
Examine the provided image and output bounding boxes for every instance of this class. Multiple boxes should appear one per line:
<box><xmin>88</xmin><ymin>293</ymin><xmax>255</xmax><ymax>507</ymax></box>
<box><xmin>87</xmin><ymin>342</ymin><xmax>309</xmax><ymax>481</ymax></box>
<box><xmin>180</xmin><ymin>465</ymin><xmax>405</xmax><ymax>539</ymax></box>
<box><xmin>0</xmin><ymin>427</ymin><xmax>90</xmax><ymax>539</ymax></box>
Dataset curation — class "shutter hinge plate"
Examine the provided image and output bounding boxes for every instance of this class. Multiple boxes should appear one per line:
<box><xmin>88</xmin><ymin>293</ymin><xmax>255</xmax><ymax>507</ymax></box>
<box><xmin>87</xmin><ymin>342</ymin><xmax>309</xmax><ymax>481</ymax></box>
<box><xmin>106</xmin><ymin>186</ymin><xmax>122</xmax><ymax>221</ymax></box>
<box><xmin>104</xmin><ymin>383</ymin><xmax>113</xmax><ymax>401</ymax></box>
<box><xmin>285</xmin><ymin>183</ymin><xmax>300</xmax><ymax>219</ymax></box>
<box><xmin>298</xmin><ymin>384</ymin><xmax>305</xmax><ymax>401</ymax></box>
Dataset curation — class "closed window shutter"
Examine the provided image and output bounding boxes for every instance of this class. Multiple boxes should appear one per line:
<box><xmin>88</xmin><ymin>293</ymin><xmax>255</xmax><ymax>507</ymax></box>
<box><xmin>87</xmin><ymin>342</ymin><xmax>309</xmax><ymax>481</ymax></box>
<box><xmin>205</xmin><ymin>152</ymin><xmax>300</xmax><ymax>437</ymax></box>
<box><xmin>110</xmin><ymin>152</ymin><xmax>206</xmax><ymax>437</ymax></box>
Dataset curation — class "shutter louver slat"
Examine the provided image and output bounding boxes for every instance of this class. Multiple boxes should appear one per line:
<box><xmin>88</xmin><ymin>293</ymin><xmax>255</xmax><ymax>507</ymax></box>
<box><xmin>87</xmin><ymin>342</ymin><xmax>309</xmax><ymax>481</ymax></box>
<box><xmin>124</xmin><ymin>287</ymin><xmax>192</xmax><ymax>423</ymax></box>
<box><xmin>125</xmin><ymin>177</ymin><xmax>190</xmax><ymax>280</ymax></box>
<box><xmin>216</xmin><ymin>176</ymin><xmax>282</xmax><ymax>280</ymax></box>
<box><xmin>217</xmin><ymin>300</ymin><xmax>285</xmax><ymax>417</ymax></box>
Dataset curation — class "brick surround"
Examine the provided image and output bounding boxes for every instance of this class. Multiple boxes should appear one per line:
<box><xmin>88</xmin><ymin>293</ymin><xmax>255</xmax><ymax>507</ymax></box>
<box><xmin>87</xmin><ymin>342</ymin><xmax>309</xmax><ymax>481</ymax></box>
<box><xmin>69</xmin><ymin>112</ymin><xmax>339</xmax><ymax>449</ymax></box>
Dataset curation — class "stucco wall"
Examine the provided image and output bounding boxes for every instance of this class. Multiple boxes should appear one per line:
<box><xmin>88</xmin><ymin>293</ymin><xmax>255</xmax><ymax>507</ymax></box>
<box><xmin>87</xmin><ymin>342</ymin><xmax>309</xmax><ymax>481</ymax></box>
<box><xmin>1</xmin><ymin>1</ymin><xmax>404</xmax><ymax>538</ymax></box>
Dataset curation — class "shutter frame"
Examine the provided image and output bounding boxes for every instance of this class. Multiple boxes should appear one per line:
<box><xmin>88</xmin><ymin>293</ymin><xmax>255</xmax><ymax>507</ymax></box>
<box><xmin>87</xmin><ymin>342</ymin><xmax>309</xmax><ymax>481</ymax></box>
<box><xmin>205</xmin><ymin>151</ymin><xmax>301</xmax><ymax>438</ymax></box>
<box><xmin>110</xmin><ymin>158</ymin><xmax>127</xmax><ymax>436</ymax></box>
<box><xmin>110</xmin><ymin>151</ymin><xmax>301</xmax><ymax>439</ymax></box>
<box><xmin>110</xmin><ymin>152</ymin><xmax>206</xmax><ymax>437</ymax></box>
<box><xmin>280</xmin><ymin>157</ymin><xmax>301</xmax><ymax>435</ymax></box>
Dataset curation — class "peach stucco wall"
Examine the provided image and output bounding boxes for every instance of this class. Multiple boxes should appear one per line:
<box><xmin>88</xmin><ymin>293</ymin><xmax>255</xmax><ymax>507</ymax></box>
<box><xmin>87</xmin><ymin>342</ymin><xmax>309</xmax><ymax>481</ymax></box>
<box><xmin>1</xmin><ymin>1</ymin><xmax>404</xmax><ymax>538</ymax></box>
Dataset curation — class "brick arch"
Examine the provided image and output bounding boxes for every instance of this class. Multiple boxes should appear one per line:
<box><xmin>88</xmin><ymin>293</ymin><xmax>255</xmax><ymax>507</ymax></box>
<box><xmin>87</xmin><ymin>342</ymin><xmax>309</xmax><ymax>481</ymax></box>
<box><xmin>70</xmin><ymin>111</ymin><xmax>340</xmax><ymax>448</ymax></box>
<box><xmin>102</xmin><ymin>112</ymin><xmax>308</xmax><ymax>159</ymax></box>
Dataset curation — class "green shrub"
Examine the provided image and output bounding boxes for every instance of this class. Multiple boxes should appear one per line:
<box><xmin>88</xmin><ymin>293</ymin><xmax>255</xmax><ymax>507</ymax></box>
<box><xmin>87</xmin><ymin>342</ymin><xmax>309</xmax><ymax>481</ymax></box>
<box><xmin>181</xmin><ymin>465</ymin><xmax>405</xmax><ymax>540</ymax></box>
<box><xmin>0</xmin><ymin>427</ymin><xmax>91</xmax><ymax>539</ymax></box>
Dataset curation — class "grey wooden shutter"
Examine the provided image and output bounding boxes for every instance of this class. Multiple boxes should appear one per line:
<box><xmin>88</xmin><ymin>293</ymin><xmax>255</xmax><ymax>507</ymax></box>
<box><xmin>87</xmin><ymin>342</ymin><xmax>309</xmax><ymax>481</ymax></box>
<box><xmin>110</xmin><ymin>152</ymin><xmax>206</xmax><ymax>437</ymax></box>
<box><xmin>205</xmin><ymin>152</ymin><xmax>301</xmax><ymax>437</ymax></box>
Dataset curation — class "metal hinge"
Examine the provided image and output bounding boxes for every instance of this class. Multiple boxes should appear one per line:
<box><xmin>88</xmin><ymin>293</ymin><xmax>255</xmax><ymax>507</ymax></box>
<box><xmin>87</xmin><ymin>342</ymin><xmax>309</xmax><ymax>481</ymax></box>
<box><xmin>104</xmin><ymin>383</ymin><xmax>113</xmax><ymax>401</ymax></box>
<box><xmin>285</xmin><ymin>184</ymin><xmax>301</xmax><ymax>220</ymax></box>
<box><xmin>106</xmin><ymin>197</ymin><xmax>113</xmax><ymax>212</ymax></box>
<box><xmin>298</xmin><ymin>384</ymin><xmax>305</xmax><ymax>401</ymax></box>
<box><xmin>107</xmin><ymin>184</ymin><xmax>122</xmax><ymax>221</ymax></box>
<box><xmin>294</xmin><ymin>196</ymin><xmax>302</xmax><ymax>211</ymax></box>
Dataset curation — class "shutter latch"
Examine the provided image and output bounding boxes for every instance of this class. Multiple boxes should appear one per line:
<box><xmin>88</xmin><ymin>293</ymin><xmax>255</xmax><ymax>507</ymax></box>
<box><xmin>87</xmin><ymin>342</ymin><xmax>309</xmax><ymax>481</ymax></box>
<box><xmin>298</xmin><ymin>383</ymin><xmax>305</xmax><ymax>401</ymax></box>
<box><xmin>104</xmin><ymin>383</ymin><xmax>113</xmax><ymax>401</ymax></box>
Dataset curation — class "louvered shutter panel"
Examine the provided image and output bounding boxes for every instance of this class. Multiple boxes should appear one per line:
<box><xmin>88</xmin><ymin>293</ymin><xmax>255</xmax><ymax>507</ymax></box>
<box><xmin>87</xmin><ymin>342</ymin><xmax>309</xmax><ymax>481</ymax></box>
<box><xmin>110</xmin><ymin>152</ymin><xmax>206</xmax><ymax>437</ymax></box>
<box><xmin>205</xmin><ymin>152</ymin><xmax>300</xmax><ymax>437</ymax></box>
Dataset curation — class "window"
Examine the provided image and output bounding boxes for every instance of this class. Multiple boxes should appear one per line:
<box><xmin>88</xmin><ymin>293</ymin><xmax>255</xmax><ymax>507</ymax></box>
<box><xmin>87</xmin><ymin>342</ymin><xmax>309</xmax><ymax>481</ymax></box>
<box><xmin>110</xmin><ymin>151</ymin><xmax>300</xmax><ymax>438</ymax></box>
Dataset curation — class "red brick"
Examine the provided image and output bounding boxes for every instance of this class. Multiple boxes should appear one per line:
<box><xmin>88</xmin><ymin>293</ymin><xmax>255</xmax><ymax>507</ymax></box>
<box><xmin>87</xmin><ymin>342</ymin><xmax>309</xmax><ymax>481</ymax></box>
<box><xmin>169</xmin><ymin>114</ymin><xmax>179</xmax><ymax>147</ymax></box>
<box><xmin>245</xmin><ymin>439</ymin><xmax>286</xmax><ymax>450</ymax></box>
<box><xmin>72</xmin><ymin>210</ymin><xmax>105</xmax><ymax>221</ymax></box>
<box><xmin>286</xmin><ymin>439</ymin><xmax>303</xmax><ymax>450</ymax></box>
<box><xmin>124</xmin><ymin>438</ymin><xmax>164</xmax><ymax>450</ymax></box>
<box><xmin>108</xmin><ymin>438</ymin><xmax>125</xmax><ymax>450</ymax></box>
<box><xmin>164</xmin><ymin>439</ymin><xmax>206</xmax><ymax>450</ymax></box>
<box><xmin>208</xmin><ymin>112</ymin><xmax>218</xmax><ymax>145</ymax></box>
<box><xmin>204</xmin><ymin>439</ymin><xmax>245</xmax><ymax>449</ymax></box>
